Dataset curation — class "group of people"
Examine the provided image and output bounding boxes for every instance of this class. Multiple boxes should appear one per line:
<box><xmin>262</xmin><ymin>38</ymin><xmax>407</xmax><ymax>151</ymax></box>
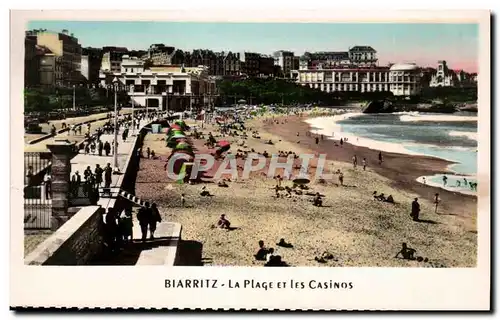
<box><xmin>70</xmin><ymin>163</ymin><xmax>113</xmax><ymax>199</ymax></box>
<box><xmin>254</xmin><ymin>240</ymin><xmax>289</xmax><ymax>267</ymax></box>
<box><xmin>103</xmin><ymin>201</ymin><xmax>162</xmax><ymax>251</ymax></box>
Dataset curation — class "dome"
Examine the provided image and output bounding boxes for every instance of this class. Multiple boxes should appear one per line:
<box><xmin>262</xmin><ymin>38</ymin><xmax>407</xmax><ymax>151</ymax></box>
<box><xmin>390</xmin><ymin>63</ymin><xmax>418</xmax><ymax>71</ymax></box>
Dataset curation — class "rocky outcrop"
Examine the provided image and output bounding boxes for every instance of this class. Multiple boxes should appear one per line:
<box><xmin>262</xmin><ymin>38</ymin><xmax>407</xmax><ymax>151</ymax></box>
<box><xmin>362</xmin><ymin>100</ymin><xmax>396</xmax><ymax>114</ymax></box>
<box><xmin>362</xmin><ymin>100</ymin><xmax>459</xmax><ymax>114</ymax></box>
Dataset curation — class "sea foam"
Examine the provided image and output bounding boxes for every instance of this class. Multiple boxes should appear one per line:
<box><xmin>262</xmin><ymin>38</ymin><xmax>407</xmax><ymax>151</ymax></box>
<box><xmin>449</xmin><ymin>131</ymin><xmax>478</xmax><ymax>141</ymax></box>
<box><xmin>399</xmin><ymin>113</ymin><xmax>478</xmax><ymax>123</ymax></box>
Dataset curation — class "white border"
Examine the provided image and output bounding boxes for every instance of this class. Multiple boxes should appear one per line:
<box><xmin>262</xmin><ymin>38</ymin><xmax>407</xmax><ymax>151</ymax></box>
<box><xmin>9</xmin><ymin>8</ymin><xmax>491</xmax><ymax>310</ymax></box>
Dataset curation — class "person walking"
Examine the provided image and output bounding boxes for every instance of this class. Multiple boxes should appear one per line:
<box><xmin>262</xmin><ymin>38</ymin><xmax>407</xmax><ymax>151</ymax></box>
<box><xmin>434</xmin><ymin>193</ymin><xmax>440</xmax><ymax>213</ymax></box>
<box><xmin>104</xmin><ymin>208</ymin><xmax>118</xmax><ymax>251</ymax></box>
<box><xmin>362</xmin><ymin>157</ymin><xmax>367</xmax><ymax>171</ymax></box>
<box><xmin>122</xmin><ymin>127</ymin><xmax>129</xmax><ymax>142</ymax></box>
<box><xmin>94</xmin><ymin>164</ymin><xmax>103</xmax><ymax>188</ymax></box>
<box><xmin>149</xmin><ymin>203</ymin><xmax>162</xmax><ymax>239</ymax></box>
<box><xmin>137</xmin><ymin>203</ymin><xmax>152</xmax><ymax>242</ymax></box>
<box><xmin>442</xmin><ymin>175</ymin><xmax>448</xmax><ymax>187</ymax></box>
<box><xmin>104</xmin><ymin>163</ymin><xmax>112</xmax><ymax>189</ymax></box>
<box><xmin>104</xmin><ymin>141</ymin><xmax>111</xmax><ymax>157</ymax></box>
<box><xmin>411</xmin><ymin>198</ymin><xmax>420</xmax><ymax>221</ymax></box>
<box><xmin>98</xmin><ymin>140</ymin><xmax>103</xmax><ymax>156</ymax></box>
<box><xmin>378</xmin><ymin>151</ymin><xmax>383</xmax><ymax>165</ymax></box>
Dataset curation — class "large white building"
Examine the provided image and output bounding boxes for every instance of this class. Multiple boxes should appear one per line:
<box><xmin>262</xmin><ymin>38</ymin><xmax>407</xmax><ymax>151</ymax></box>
<box><xmin>100</xmin><ymin>55</ymin><xmax>217</xmax><ymax>112</ymax></box>
<box><xmin>389</xmin><ymin>63</ymin><xmax>421</xmax><ymax>96</ymax></box>
<box><xmin>293</xmin><ymin>63</ymin><xmax>421</xmax><ymax>96</ymax></box>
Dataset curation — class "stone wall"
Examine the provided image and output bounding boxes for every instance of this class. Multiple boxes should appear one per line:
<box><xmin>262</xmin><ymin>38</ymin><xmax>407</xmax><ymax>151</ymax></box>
<box><xmin>25</xmin><ymin>205</ymin><xmax>105</xmax><ymax>265</ymax></box>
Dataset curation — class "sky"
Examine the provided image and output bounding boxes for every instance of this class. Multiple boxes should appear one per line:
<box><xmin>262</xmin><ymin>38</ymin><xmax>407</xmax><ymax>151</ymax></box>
<box><xmin>27</xmin><ymin>21</ymin><xmax>479</xmax><ymax>72</ymax></box>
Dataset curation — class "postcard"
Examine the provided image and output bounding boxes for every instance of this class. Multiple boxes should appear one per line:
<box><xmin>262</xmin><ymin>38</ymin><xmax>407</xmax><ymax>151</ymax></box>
<box><xmin>10</xmin><ymin>9</ymin><xmax>490</xmax><ymax>310</ymax></box>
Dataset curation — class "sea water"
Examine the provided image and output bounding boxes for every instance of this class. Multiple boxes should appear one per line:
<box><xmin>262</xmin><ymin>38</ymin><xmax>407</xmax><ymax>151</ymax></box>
<box><xmin>305</xmin><ymin>112</ymin><xmax>478</xmax><ymax>195</ymax></box>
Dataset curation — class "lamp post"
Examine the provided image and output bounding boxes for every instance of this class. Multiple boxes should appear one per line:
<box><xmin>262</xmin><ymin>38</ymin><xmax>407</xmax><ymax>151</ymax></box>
<box><xmin>113</xmin><ymin>79</ymin><xmax>119</xmax><ymax>172</ymax></box>
<box><xmin>130</xmin><ymin>84</ymin><xmax>135</xmax><ymax>136</ymax></box>
<box><xmin>146</xmin><ymin>85</ymin><xmax>149</xmax><ymax>120</ymax></box>
<box><xmin>189</xmin><ymin>93</ymin><xmax>193</xmax><ymax>118</ymax></box>
<box><xmin>72</xmin><ymin>85</ymin><xmax>76</xmax><ymax>110</ymax></box>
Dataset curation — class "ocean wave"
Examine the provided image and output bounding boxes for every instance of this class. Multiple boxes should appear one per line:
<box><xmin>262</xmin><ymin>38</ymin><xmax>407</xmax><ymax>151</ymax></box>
<box><xmin>399</xmin><ymin>114</ymin><xmax>478</xmax><ymax>123</ymax></box>
<box><xmin>449</xmin><ymin>130</ymin><xmax>478</xmax><ymax>141</ymax></box>
<box><xmin>305</xmin><ymin>114</ymin><xmax>477</xmax><ymax>173</ymax></box>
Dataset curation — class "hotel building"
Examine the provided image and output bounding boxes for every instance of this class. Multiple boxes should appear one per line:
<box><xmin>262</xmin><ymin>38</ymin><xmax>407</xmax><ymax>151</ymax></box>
<box><xmin>293</xmin><ymin>63</ymin><xmax>421</xmax><ymax>96</ymax></box>
<box><xmin>100</xmin><ymin>55</ymin><xmax>217</xmax><ymax>112</ymax></box>
<box><xmin>26</xmin><ymin>29</ymin><xmax>82</xmax><ymax>86</ymax></box>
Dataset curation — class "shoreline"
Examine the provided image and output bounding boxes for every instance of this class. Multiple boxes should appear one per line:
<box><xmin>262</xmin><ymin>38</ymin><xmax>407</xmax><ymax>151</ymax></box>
<box><xmin>258</xmin><ymin>114</ymin><xmax>477</xmax><ymax>218</ymax></box>
<box><xmin>305</xmin><ymin>112</ymin><xmax>477</xmax><ymax>196</ymax></box>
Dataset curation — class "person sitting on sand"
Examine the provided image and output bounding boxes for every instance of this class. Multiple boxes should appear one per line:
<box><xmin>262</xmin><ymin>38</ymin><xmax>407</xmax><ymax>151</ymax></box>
<box><xmin>265</xmin><ymin>248</ymin><xmax>275</xmax><ymax>263</ymax></box>
<box><xmin>315</xmin><ymin>251</ymin><xmax>335</xmax><ymax>264</ymax></box>
<box><xmin>150</xmin><ymin>150</ymin><xmax>156</xmax><ymax>159</ymax></box>
<box><xmin>254</xmin><ymin>240</ymin><xmax>268</xmax><ymax>261</ymax></box>
<box><xmin>200</xmin><ymin>186</ymin><xmax>212</xmax><ymax>197</ymax></box>
<box><xmin>313</xmin><ymin>192</ymin><xmax>323</xmax><ymax>207</ymax></box>
<box><xmin>373</xmin><ymin>191</ymin><xmax>379</xmax><ymax>200</ymax></box>
<box><xmin>208</xmin><ymin>132</ymin><xmax>216</xmax><ymax>147</ymax></box>
<box><xmin>262</xmin><ymin>151</ymin><xmax>269</xmax><ymax>158</ymax></box>
<box><xmin>217</xmin><ymin>214</ymin><xmax>231</xmax><ymax>229</ymax></box>
<box><xmin>265</xmin><ymin>255</ymin><xmax>287</xmax><ymax>267</ymax></box>
<box><xmin>218</xmin><ymin>180</ymin><xmax>229</xmax><ymax>188</ymax></box>
<box><xmin>275</xmin><ymin>175</ymin><xmax>283</xmax><ymax>187</ymax></box>
<box><xmin>274</xmin><ymin>185</ymin><xmax>281</xmax><ymax>198</ymax></box>
<box><xmin>376</xmin><ymin>193</ymin><xmax>386</xmax><ymax>201</ymax></box>
<box><xmin>395</xmin><ymin>243</ymin><xmax>417</xmax><ymax>260</ymax></box>
<box><xmin>277</xmin><ymin>238</ymin><xmax>293</xmax><ymax>248</ymax></box>
<box><xmin>385</xmin><ymin>195</ymin><xmax>395</xmax><ymax>204</ymax></box>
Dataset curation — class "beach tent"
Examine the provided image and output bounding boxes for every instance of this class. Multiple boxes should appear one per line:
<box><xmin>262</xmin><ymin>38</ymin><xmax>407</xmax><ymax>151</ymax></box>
<box><xmin>174</xmin><ymin>141</ymin><xmax>192</xmax><ymax>151</ymax></box>
<box><xmin>170</xmin><ymin>124</ymin><xmax>182</xmax><ymax>130</ymax></box>
<box><xmin>217</xmin><ymin>140</ymin><xmax>230</xmax><ymax>148</ymax></box>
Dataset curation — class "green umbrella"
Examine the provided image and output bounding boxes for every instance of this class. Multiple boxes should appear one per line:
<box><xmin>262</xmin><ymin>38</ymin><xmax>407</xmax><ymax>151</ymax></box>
<box><xmin>169</xmin><ymin>133</ymin><xmax>186</xmax><ymax>140</ymax></box>
<box><xmin>174</xmin><ymin>142</ymin><xmax>192</xmax><ymax>151</ymax></box>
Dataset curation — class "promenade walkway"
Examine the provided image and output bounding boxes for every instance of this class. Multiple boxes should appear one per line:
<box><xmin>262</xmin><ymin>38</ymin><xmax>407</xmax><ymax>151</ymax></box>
<box><xmin>70</xmin><ymin>118</ymin><xmax>148</xmax><ymax>209</ymax></box>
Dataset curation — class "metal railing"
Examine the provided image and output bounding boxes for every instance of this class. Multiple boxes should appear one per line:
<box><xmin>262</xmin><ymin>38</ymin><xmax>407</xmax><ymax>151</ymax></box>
<box><xmin>24</xmin><ymin>152</ymin><xmax>52</xmax><ymax>229</ymax></box>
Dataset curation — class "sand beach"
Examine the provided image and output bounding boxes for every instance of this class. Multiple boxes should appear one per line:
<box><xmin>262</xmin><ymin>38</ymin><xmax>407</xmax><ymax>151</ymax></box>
<box><xmin>135</xmin><ymin>111</ymin><xmax>477</xmax><ymax>267</ymax></box>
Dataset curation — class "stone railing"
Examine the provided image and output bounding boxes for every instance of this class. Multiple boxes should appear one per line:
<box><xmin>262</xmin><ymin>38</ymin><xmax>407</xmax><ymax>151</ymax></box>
<box><xmin>25</xmin><ymin>205</ymin><xmax>105</xmax><ymax>265</ymax></box>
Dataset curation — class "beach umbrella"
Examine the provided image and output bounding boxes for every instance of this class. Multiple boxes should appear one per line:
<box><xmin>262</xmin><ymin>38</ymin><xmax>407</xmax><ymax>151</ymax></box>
<box><xmin>217</xmin><ymin>140</ymin><xmax>230</xmax><ymax>148</ymax></box>
<box><xmin>175</xmin><ymin>141</ymin><xmax>192</xmax><ymax>150</ymax></box>
<box><xmin>170</xmin><ymin>133</ymin><xmax>186</xmax><ymax>140</ymax></box>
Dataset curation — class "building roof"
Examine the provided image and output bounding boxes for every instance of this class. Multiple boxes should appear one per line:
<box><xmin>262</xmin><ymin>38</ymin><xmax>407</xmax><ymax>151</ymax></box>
<box><xmin>390</xmin><ymin>63</ymin><xmax>418</xmax><ymax>71</ymax></box>
<box><xmin>349</xmin><ymin>46</ymin><xmax>376</xmax><ymax>52</ymax></box>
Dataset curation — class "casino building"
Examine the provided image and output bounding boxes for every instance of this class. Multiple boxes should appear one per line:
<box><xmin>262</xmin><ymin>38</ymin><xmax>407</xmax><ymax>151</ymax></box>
<box><xmin>292</xmin><ymin>63</ymin><xmax>421</xmax><ymax>97</ymax></box>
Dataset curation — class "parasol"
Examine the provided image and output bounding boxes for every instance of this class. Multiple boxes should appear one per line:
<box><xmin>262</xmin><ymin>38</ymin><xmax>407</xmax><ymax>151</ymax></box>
<box><xmin>170</xmin><ymin>133</ymin><xmax>186</xmax><ymax>139</ymax></box>
<box><xmin>175</xmin><ymin>141</ymin><xmax>192</xmax><ymax>150</ymax></box>
<box><xmin>217</xmin><ymin>140</ymin><xmax>230</xmax><ymax>148</ymax></box>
